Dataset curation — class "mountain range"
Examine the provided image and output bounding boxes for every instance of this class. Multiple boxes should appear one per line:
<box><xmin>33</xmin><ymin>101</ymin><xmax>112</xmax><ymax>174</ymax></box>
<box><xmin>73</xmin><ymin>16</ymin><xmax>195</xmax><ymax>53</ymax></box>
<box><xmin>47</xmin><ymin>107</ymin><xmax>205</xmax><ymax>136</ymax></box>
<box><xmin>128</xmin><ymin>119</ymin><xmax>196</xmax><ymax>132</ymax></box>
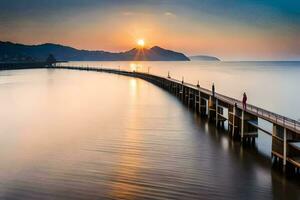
<box><xmin>0</xmin><ymin>41</ymin><xmax>190</xmax><ymax>62</ymax></box>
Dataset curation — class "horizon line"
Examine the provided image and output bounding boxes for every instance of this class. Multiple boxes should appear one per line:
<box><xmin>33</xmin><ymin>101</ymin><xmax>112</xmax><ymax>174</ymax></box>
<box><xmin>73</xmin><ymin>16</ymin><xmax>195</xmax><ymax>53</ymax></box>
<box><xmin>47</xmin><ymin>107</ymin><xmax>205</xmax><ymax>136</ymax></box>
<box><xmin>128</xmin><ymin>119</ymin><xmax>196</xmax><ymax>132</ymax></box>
<box><xmin>2</xmin><ymin>40</ymin><xmax>300</xmax><ymax>62</ymax></box>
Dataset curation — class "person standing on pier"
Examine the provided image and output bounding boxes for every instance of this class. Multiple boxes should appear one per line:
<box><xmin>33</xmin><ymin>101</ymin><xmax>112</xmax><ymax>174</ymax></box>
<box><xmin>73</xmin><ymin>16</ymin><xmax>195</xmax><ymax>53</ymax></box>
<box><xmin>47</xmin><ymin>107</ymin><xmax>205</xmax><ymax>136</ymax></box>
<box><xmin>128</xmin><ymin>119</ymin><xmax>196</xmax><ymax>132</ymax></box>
<box><xmin>212</xmin><ymin>83</ymin><xmax>215</xmax><ymax>97</ymax></box>
<box><xmin>242</xmin><ymin>92</ymin><xmax>247</xmax><ymax>110</ymax></box>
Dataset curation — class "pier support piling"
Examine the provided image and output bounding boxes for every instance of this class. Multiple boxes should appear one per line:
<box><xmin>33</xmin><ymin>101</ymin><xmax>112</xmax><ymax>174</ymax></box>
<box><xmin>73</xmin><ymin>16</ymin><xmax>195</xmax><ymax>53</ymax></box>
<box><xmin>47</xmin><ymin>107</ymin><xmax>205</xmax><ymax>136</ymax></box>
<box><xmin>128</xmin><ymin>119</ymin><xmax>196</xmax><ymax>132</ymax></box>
<box><xmin>241</xmin><ymin>110</ymin><xmax>244</xmax><ymax>142</ymax></box>
<box><xmin>284</xmin><ymin>128</ymin><xmax>287</xmax><ymax>168</ymax></box>
<box><xmin>216</xmin><ymin>99</ymin><xmax>219</xmax><ymax>127</ymax></box>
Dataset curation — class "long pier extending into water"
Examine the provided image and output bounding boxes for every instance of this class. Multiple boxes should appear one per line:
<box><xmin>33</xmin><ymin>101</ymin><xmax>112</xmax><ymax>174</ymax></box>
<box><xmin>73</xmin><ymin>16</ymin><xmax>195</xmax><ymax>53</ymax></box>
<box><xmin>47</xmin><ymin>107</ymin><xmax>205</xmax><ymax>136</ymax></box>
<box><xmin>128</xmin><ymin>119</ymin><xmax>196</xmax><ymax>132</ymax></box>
<box><xmin>54</xmin><ymin>65</ymin><xmax>300</xmax><ymax>175</ymax></box>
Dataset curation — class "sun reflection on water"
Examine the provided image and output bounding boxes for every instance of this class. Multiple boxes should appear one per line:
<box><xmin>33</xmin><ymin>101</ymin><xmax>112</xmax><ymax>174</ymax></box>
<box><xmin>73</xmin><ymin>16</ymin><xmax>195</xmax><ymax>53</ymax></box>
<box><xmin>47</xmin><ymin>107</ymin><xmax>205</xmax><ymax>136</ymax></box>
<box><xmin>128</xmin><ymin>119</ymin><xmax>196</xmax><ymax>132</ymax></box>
<box><xmin>130</xmin><ymin>63</ymin><xmax>144</xmax><ymax>72</ymax></box>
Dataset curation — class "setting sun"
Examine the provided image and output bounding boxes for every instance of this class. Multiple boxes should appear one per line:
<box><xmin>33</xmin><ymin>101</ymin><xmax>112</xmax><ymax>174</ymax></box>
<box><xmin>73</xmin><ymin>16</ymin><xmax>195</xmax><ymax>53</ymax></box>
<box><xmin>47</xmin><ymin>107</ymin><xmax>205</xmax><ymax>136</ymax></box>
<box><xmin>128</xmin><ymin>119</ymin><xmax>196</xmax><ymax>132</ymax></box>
<box><xmin>137</xmin><ymin>39</ymin><xmax>145</xmax><ymax>47</ymax></box>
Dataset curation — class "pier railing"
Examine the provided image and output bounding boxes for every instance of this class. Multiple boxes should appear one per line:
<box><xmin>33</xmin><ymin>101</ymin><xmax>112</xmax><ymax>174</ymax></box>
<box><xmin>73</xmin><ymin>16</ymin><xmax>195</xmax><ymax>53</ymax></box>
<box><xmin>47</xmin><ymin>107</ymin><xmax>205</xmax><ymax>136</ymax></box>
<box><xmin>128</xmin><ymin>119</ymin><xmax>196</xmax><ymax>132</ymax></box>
<box><xmin>164</xmin><ymin>77</ymin><xmax>299</xmax><ymax>133</ymax></box>
<box><xmin>167</xmin><ymin>76</ymin><xmax>299</xmax><ymax>132</ymax></box>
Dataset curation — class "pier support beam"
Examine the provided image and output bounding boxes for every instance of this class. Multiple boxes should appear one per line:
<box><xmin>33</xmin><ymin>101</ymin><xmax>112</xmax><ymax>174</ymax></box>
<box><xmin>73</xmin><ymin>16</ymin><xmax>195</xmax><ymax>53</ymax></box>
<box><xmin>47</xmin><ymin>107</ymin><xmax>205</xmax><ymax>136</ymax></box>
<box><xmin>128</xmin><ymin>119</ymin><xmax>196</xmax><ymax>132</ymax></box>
<box><xmin>181</xmin><ymin>84</ymin><xmax>184</xmax><ymax>101</ymax></box>
<box><xmin>271</xmin><ymin>124</ymin><xmax>277</xmax><ymax>161</ymax></box>
<box><xmin>194</xmin><ymin>91</ymin><xmax>198</xmax><ymax>111</ymax></box>
<box><xmin>216</xmin><ymin>99</ymin><xmax>219</xmax><ymax>127</ymax></box>
<box><xmin>232</xmin><ymin>106</ymin><xmax>236</xmax><ymax>137</ymax></box>
<box><xmin>283</xmin><ymin>128</ymin><xmax>287</xmax><ymax>168</ymax></box>
<box><xmin>241</xmin><ymin>110</ymin><xmax>244</xmax><ymax>142</ymax></box>
<box><xmin>198</xmin><ymin>91</ymin><xmax>201</xmax><ymax>114</ymax></box>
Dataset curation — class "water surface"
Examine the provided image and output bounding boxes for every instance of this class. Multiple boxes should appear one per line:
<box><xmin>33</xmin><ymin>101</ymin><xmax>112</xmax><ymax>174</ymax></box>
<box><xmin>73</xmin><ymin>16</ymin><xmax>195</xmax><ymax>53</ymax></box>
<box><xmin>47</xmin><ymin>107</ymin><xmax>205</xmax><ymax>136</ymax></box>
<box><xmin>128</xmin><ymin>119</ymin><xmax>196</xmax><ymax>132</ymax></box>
<box><xmin>0</xmin><ymin>68</ymin><xmax>299</xmax><ymax>200</ymax></box>
<box><xmin>63</xmin><ymin>61</ymin><xmax>300</xmax><ymax>120</ymax></box>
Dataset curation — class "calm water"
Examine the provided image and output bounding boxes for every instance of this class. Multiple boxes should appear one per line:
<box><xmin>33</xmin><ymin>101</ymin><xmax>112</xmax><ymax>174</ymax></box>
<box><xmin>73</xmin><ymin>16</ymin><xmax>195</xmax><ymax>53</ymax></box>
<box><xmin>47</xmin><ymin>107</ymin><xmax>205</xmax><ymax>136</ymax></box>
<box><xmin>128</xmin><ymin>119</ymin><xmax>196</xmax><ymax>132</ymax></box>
<box><xmin>63</xmin><ymin>61</ymin><xmax>300</xmax><ymax>121</ymax></box>
<box><xmin>0</xmin><ymin>66</ymin><xmax>299</xmax><ymax>199</ymax></box>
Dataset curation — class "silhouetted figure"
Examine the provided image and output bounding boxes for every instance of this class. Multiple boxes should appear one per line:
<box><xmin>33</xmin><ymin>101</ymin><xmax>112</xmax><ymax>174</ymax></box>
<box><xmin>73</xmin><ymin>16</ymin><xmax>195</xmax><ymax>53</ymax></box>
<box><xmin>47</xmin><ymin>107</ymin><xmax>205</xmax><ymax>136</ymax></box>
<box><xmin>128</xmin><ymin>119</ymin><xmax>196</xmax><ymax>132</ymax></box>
<box><xmin>242</xmin><ymin>92</ymin><xmax>247</xmax><ymax>110</ymax></box>
<box><xmin>46</xmin><ymin>54</ymin><xmax>56</xmax><ymax>67</ymax></box>
<box><xmin>212</xmin><ymin>83</ymin><xmax>215</xmax><ymax>97</ymax></box>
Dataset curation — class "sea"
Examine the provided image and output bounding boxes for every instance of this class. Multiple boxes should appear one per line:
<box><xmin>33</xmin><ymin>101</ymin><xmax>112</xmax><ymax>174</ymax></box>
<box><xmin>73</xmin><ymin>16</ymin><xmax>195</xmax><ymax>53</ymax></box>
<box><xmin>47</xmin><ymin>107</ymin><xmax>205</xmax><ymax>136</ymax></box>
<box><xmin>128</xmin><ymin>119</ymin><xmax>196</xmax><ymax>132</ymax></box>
<box><xmin>0</xmin><ymin>61</ymin><xmax>299</xmax><ymax>199</ymax></box>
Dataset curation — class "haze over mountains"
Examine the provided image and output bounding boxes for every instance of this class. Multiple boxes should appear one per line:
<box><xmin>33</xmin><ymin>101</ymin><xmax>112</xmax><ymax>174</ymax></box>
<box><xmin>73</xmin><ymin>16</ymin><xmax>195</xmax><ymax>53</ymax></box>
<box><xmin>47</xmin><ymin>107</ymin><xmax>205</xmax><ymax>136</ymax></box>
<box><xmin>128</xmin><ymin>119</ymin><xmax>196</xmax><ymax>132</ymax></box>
<box><xmin>0</xmin><ymin>41</ymin><xmax>190</xmax><ymax>62</ymax></box>
<box><xmin>189</xmin><ymin>55</ymin><xmax>220</xmax><ymax>61</ymax></box>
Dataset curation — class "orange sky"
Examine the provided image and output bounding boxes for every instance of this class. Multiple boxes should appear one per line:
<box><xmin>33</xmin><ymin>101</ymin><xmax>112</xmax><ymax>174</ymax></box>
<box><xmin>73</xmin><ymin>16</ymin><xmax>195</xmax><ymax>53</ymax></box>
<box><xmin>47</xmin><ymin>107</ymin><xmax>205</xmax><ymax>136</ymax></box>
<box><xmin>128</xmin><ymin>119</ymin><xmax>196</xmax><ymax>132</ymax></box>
<box><xmin>1</xmin><ymin>0</ymin><xmax>300</xmax><ymax>60</ymax></box>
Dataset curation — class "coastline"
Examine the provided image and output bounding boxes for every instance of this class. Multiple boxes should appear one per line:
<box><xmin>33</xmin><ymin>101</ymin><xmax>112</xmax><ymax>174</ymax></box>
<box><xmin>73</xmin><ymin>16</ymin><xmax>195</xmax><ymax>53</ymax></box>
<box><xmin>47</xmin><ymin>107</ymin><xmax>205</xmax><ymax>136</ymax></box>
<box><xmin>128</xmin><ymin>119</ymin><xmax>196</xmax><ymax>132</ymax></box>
<box><xmin>0</xmin><ymin>62</ymin><xmax>47</xmax><ymax>70</ymax></box>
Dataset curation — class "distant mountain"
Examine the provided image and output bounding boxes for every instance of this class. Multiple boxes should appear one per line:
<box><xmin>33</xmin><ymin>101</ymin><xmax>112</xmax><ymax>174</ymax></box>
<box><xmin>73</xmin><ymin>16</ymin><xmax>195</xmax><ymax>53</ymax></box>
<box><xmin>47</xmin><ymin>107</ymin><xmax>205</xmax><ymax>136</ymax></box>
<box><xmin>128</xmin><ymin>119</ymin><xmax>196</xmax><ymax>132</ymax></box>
<box><xmin>0</xmin><ymin>41</ymin><xmax>190</xmax><ymax>62</ymax></box>
<box><xmin>189</xmin><ymin>55</ymin><xmax>220</xmax><ymax>61</ymax></box>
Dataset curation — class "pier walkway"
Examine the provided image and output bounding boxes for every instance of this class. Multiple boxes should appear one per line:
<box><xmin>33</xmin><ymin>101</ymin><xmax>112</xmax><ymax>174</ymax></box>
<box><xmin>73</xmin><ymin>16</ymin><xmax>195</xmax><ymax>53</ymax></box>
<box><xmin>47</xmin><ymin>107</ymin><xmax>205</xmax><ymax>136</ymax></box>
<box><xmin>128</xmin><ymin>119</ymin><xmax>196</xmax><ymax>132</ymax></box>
<box><xmin>53</xmin><ymin>65</ymin><xmax>300</xmax><ymax>174</ymax></box>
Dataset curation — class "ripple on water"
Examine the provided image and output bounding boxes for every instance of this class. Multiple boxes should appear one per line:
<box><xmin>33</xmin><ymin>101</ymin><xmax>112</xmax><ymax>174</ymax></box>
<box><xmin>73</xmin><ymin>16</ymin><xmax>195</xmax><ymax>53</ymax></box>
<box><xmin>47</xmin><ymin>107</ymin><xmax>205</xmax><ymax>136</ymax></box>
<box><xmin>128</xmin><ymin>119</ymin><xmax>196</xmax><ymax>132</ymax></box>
<box><xmin>0</xmin><ymin>69</ymin><xmax>299</xmax><ymax>200</ymax></box>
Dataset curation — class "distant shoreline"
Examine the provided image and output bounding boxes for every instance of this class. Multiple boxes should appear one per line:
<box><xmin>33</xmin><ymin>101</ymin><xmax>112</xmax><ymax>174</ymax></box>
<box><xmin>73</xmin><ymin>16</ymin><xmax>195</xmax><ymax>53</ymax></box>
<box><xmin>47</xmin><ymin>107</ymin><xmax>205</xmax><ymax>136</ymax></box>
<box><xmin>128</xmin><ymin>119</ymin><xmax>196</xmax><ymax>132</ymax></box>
<box><xmin>1</xmin><ymin>60</ymin><xmax>300</xmax><ymax>72</ymax></box>
<box><xmin>0</xmin><ymin>62</ymin><xmax>47</xmax><ymax>70</ymax></box>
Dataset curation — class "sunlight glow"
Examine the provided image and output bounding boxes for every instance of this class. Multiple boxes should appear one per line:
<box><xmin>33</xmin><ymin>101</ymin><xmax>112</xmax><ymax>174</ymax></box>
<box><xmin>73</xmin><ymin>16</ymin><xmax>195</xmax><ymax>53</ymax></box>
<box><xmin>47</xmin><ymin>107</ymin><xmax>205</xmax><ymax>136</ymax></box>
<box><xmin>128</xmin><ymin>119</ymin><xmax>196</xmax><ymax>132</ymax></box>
<box><xmin>137</xmin><ymin>39</ymin><xmax>145</xmax><ymax>47</ymax></box>
<box><xmin>130</xmin><ymin>63</ymin><xmax>143</xmax><ymax>72</ymax></box>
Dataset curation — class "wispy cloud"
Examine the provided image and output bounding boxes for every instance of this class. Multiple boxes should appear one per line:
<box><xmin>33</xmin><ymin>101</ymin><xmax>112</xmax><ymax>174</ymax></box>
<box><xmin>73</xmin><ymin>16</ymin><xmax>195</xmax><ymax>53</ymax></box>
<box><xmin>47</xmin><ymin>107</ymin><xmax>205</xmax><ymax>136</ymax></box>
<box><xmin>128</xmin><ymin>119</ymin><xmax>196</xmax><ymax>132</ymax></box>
<box><xmin>122</xmin><ymin>12</ymin><xmax>135</xmax><ymax>16</ymax></box>
<box><xmin>164</xmin><ymin>12</ymin><xmax>176</xmax><ymax>18</ymax></box>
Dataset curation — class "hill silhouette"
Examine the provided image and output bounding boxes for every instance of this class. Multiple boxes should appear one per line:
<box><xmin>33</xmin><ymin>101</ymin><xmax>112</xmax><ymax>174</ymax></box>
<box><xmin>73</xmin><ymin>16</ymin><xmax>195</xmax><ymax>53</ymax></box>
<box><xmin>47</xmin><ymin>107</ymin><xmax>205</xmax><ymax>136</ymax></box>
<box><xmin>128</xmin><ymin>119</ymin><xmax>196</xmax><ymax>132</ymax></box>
<box><xmin>189</xmin><ymin>55</ymin><xmax>220</xmax><ymax>61</ymax></box>
<box><xmin>0</xmin><ymin>41</ymin><xmax>190</xmax><ymax>62</ymax></box>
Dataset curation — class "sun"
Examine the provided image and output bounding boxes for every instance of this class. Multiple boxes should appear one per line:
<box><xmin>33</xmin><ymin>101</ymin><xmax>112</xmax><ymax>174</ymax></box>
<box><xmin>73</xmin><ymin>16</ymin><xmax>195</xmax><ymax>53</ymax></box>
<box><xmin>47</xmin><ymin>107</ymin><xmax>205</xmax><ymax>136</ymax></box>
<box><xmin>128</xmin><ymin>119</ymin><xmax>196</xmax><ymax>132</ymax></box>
<box><xmin>137</xmin><ymin>39</ymin><xmax>145</xmax><ymax>47</ymax></box>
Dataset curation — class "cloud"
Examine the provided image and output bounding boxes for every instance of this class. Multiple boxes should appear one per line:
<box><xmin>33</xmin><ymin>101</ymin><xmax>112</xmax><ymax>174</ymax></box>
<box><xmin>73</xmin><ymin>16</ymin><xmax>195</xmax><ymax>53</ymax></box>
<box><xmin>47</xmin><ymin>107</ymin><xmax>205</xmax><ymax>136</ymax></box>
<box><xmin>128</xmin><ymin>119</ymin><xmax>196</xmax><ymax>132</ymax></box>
<box><xmin>164</xmin><ymin>12</ymin><xmax>176</xmax><ymax>18</ymax></box>
<box><xmin>123</xmin><ymin>12</ymin><xmax>135</xmax><ymax>16</ymax></box>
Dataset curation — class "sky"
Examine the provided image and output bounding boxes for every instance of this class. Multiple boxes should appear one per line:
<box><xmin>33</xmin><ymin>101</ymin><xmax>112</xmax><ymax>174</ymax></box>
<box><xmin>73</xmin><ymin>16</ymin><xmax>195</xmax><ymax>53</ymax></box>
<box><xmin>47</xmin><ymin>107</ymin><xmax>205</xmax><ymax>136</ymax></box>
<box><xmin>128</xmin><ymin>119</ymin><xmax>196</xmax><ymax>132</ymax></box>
<box><xmin>0</xmin><ymin>0</ymin><xmax>300</xmax><ymax>60</ymax></box>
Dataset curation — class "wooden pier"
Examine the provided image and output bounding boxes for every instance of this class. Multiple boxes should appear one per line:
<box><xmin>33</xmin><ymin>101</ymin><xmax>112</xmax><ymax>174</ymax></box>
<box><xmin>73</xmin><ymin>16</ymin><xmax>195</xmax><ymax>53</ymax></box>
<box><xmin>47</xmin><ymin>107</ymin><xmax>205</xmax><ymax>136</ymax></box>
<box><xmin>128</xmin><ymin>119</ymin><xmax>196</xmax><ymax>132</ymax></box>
<box><xmin>53</xmin><ymin>65</ymin><xmax>300</xmax><ymax>175</ymax></box>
